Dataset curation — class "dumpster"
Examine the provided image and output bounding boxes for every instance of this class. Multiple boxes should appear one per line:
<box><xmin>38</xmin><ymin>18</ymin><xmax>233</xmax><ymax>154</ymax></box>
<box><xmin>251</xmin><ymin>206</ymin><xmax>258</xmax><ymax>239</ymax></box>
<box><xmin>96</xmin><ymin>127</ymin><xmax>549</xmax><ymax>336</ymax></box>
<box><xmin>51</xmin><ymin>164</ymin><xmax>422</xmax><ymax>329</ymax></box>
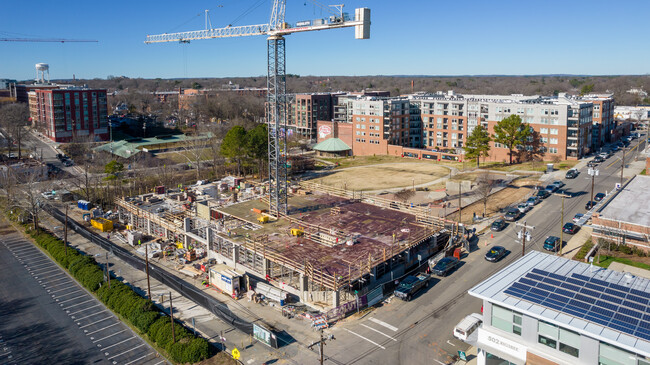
<box><xmin>91</xmin><ymin>217</ymin><xmax>113</xmax><ymax>232</ymax></box>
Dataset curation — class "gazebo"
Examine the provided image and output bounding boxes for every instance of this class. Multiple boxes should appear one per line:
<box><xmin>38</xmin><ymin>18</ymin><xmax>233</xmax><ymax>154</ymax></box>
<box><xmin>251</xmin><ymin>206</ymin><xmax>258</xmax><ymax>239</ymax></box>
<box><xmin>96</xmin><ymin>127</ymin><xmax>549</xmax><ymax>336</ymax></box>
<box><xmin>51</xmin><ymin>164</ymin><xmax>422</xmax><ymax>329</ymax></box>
<box><xmin>312</xmin><ymin>138</ymin><xmax>351</xmax><ymax>157</ymax></box>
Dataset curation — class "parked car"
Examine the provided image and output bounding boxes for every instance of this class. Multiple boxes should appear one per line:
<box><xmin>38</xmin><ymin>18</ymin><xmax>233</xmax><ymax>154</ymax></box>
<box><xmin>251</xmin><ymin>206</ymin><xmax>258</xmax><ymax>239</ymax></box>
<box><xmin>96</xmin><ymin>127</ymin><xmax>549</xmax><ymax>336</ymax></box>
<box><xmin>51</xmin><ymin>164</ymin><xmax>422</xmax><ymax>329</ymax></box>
<box><xmin>563</xmin><ymin>222</ymin><xmax>580</xmax><ymax>234</ymax></box>
<box><xmin>431</xmin><ymin>257</ymin><xmax>460</xmax><ymax>277</ymax></box>
<box><xmin>557</xmin><ymin>189</ymin><xmax>572</xmax><ymax>197</ymax></box>
<box><xmin>536</xmin><ymin>190</ymin><xmax>551</xmax><ymax>199</ymax></box>
<box><xmin>485</xmin><ymin>246</ymin><xmax>507</xmax><ymax>262</ymax></box>
<box><xmin>594</xmin><ymin>192</ymin><xmax>606</xmax><ymax>202</ymax></box>
<box><xmin>587</xmin><ymin>161</ymin><xmax>599</xmax><ymax>167</ymax></box>
<box><xmin>526</xmin><ymin>196</ymin><xmax>540</xmax><ymax>206</ymax></box>
<box><xmin>393</xmin><ymin>274</ymin><xmax>430</xmax><ymax>301</ymax></box>
<box><xmin>491</xmin><ymin>218</ymin><xmax>507</xmax><ymax>231</ymax></box>
<box><xmin>504</xmin><ymin>208</ymin><xmax>521</xmax><ymax>221</ymax></box>
<box><xmin>552</xmin><ymin>180</ymin><xmax>565</xmax><ymax>189</ymax></box>
<box><xmin>62</xmin><ymin>159</ymin><xmax>74</xmax><ymax>167</ymax></box>
<box><xmin>543</xmin><ymin>236</ymin><xmax>561</xmax><ymax>252</ymax></box>
<box><xmin>585</xmin><ymin>201</ymin><xmax>597</xmax><ymax>210</ymax></box>
<box><xmin>453</xmin><ymin>313</ymin><xmax>483</xmax><ymax>341</ymax></box>
<box><xmin>517</xmin><ymin>203</ymin><xmax>532</xmax><ymax>213</ymax></box>
<box><xmin>545</xmin><ymin>184</ymin><xmax>558</xmax><ymax>193</ymax></box>
<box><xmin>598</xmin><ymin>152</ymin><xmax>609</xmax><ymax>159</ymax></box>
<box><xmin>593</xmin><ymin>156</ymin><xmax>605</xmax><ymax>163</ymax></box>
<box><xmin>565</xmin><ymin>169</ymin><xmax>579</xmax><ymax>179</ymax></box>
<box><xmin>573</xmin><ymin>213</ymin><xmax>584</xmax><ymax>223</ymax></box>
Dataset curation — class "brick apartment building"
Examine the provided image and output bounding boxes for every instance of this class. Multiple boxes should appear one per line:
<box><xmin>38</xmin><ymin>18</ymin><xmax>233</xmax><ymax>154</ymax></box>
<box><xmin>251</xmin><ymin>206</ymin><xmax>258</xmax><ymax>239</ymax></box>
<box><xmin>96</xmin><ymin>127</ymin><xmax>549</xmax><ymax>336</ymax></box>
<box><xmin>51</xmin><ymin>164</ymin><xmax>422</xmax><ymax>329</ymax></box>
<box><xmin>290</xmin><ymin>93</ymin><xmax>334</xmax><ymax>139</ymax></box>
<box><xmin>29</xmin><ymin>87</ymin><xmax>109</xmax><ymax>143</ymax></box>
<box><xmin>582</xmin><ymin>93</ymin><xmax>615</xmax><ymax>150</ymax></box>
<box><xmin>316</xmin><ymin>91</ymin><xmax>611</xmax><ymax>161</ymax></box>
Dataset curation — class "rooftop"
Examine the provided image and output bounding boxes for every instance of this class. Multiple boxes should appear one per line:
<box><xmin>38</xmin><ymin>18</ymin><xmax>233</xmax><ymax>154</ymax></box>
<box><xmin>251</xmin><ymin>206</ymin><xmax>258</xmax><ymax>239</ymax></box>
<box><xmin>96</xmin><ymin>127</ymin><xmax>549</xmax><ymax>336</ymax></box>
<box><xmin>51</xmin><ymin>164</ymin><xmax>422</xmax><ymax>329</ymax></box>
<box><xmin>469</xmin><ymin>250</ymin><xmax>650</xmax><ymax>357</ymax></box>
<box><xmin>93</xmin><ymin>133</ymin><xmax>211</xmax><ymax>159</ymax></box>
<box><xmin>312</xmin><ymin>138</ymin><xmax>351</xmax><ymax>152</ymax></box>
<box><xmin>217</xmin><ymin>191</ymin><xmax>436</xmax><ymax>278</ymax></box>
<box><xmin>596</xmin><ymin>175</ymin><xmax>650</xmax><ymax>227</ymax></box>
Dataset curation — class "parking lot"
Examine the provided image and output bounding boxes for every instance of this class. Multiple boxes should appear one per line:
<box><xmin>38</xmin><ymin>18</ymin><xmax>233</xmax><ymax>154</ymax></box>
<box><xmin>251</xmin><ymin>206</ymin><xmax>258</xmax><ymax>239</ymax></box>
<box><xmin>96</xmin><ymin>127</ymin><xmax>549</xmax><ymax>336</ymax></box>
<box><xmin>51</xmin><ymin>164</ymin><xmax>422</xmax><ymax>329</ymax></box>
<box><xmin>0</xmin><ymin>225</ymin><xmax>168</xmax><ymax>365</ymax></box>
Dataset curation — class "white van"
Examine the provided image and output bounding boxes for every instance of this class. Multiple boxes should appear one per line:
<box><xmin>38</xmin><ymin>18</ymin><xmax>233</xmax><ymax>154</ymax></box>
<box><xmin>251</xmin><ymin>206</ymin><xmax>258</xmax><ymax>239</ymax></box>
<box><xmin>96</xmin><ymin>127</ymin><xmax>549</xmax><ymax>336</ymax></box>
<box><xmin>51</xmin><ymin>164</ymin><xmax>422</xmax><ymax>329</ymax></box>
<box><xmin>453</xmin><ymin>313</ymin><xmax>483</xmax><ymax>341</ymax></box>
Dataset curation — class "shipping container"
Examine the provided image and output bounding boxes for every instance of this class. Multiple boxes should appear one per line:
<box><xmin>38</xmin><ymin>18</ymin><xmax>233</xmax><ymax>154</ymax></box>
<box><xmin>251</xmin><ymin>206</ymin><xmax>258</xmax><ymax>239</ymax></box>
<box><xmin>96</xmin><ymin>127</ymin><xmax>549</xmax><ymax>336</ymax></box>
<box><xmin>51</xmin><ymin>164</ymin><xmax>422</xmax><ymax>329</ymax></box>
<box><xmin>210</xmin><ymin>268</ymin><xmax>242</xmax><ymax>297</ymax></box>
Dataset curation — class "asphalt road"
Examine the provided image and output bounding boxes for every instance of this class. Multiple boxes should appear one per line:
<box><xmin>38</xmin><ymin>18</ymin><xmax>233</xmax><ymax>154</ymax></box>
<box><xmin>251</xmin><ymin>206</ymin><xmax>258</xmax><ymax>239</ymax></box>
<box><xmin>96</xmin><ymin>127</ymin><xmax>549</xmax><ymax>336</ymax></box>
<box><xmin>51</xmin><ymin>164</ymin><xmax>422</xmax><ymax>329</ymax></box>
<box><xmin>0</xmin><ymin>221</ymin><xmax>168</xmax><ymax>365</ymax></box>
<box><xmin>310</xmin><ymin>136</ymin><xmax>647</xmax><ymax>365</ymax></box>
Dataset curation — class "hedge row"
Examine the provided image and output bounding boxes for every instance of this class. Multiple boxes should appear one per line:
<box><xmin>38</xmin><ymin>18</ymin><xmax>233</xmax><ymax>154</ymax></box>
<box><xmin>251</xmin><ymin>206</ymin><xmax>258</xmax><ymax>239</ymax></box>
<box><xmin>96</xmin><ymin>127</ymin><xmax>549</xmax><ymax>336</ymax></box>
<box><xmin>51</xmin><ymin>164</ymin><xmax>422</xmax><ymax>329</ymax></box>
<box><xmin>23</xmin><ymin>226</ymin><xmax>211</xmax><ymax>364</ymax></box>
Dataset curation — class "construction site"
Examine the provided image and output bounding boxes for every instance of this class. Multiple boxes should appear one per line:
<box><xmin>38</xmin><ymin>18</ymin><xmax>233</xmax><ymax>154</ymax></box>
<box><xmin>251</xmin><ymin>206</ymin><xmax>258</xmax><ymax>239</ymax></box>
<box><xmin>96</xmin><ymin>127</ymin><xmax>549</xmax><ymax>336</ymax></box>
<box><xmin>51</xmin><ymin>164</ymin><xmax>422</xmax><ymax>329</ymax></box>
<box><xmin>115</xmin><ymin>178</ymin><xmax>455</xmax><ymax>309</ymax></box>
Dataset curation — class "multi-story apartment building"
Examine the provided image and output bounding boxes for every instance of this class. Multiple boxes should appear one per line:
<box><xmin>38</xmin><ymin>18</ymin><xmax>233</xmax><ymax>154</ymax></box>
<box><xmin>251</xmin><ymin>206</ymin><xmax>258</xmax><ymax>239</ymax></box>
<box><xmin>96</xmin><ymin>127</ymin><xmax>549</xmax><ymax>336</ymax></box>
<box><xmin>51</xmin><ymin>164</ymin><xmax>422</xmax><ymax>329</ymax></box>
<box><xmin>581</xmin><ymin>94</ymin><xmax>615</xmax><ymax>150</ymax></box>
<box><xmin>29</xmin><ymin>87</ymin><xmax>109</xmax><ymax>143</ymax></box>
<box><xmin>350</xmin><ymin>97</ymin><xmax>411</xmax><ymax>155</ymax></box>
<box><xmin>290</xmin><ymin>93</ymin><xmax>333</xmax><ymax>139</ymax></box>
<box><xmin>469</xmin><ymin>250</ymin><xmax>650</xmax><ymax>365</ymax></box>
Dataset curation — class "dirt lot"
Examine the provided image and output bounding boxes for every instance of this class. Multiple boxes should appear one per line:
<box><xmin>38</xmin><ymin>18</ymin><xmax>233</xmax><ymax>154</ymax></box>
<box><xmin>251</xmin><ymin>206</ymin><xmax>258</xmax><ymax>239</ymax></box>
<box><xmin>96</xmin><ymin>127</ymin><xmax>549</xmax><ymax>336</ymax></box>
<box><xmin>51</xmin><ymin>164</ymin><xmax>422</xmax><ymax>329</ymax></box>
<box><xmin>313</xmin><ymin>162</ymin><xmax>450</xmax><ymax>191</ymax></box>
<box><xmin>456</xmin><ymin>177</ymin><xmax>539</xmax><ymax>224</ymax></box>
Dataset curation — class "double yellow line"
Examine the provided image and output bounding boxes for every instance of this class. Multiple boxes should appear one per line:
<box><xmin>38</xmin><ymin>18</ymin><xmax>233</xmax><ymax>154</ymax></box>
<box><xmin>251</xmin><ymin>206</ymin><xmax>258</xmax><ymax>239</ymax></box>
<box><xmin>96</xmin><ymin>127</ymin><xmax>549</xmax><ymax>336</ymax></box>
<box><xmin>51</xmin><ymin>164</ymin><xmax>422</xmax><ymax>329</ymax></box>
<box><xmin>604</xmin><ymin>142</ymin><xmax>640</xmax><ymax>169</ymax></box>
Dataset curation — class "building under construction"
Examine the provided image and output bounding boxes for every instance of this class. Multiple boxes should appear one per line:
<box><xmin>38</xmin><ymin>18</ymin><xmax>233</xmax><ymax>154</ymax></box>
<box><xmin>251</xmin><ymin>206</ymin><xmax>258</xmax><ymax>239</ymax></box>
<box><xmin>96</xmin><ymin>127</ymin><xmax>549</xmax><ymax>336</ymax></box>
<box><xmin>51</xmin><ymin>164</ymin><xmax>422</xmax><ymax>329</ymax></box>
<box><xmin>116</xmin><ymin>179</ymin><xmax>452</xmax><ymax>309</ymax></box>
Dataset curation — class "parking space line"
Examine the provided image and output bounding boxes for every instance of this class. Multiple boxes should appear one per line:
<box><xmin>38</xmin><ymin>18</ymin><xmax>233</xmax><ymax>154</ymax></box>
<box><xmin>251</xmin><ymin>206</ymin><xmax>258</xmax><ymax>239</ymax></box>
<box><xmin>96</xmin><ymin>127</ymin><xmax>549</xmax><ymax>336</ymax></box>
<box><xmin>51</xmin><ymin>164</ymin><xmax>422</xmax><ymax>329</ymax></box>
<box><xmin>79</xmin><ymin>317</ymin><xmax>112</xmax><ymax>329</ymax></box>
<box><xmin>93</xmin><ymin>329</ymin><xmax>127</xmax><ymax>343</ymax></box>
<box><xmin>107</xmin><ymin>344</ymin><xmax>145</xmax><ymax>360</ymax></box>
<box><xmin>369</xmin><ymin>318</ymin><xmax>398</xmax><ymax>332</ymax></box>
<box><xmin>102</xmin><ymin>336</ymin><xmax>135</xmax><ymax>350</ymax></box>
<box><xmin>344</xmin><ymin>328</ymin><xmax>386</xmax><ymax>350</ymax></box>
<box><xmin>360</xmin><ymin>324</ymin><xmax>398</xmax><ymax>341</ymax></box>
<box><xmin>15</xmin><ymin>252</ymin><xmax>42</xmax><ymax>259</ymax></box>
<box><xmin>68</xmin><ymin>304</ymin><xmax>101</xmax><ymax>316</ymax></box>
<box><xmin>85</xmin><ymin>323</ymin><xmax>120</xmax><ymax>335</ymax></box>
<box><xmin>49</xmin><ymin>285</ymin><xmax>76</xmax><ymax>294</ymax></box>
<box><xmin>9</xmin><ymin>246</ymin><xmax>34</xmax><ymax>253</ymax></box>
<box><xmin>57</xmin><ymin>294</ymin><xmax>86</xmax><ymax>304</ymax></box>
<box><xmin>123</xmin><ymin>353</ymin><xmax>152</xmax><ymax>365</ymax></box>
<box><xmin>30</xmin><ymin>267</ymin><xmax>60</xmax><ymax>275</ymax></box>
<box><xmin>24</xmin><ymin>259</ymin><xmax>50</xmax><ymax>266</ymax></box>
<box><xmin>74</xmin><ymin>310</ymin><xmax>108</xmax><ymax>322</ymax></box>
<box><xmin>153</xmin><ymin>360</ymin><xmax>166</xmax><ymax>365</ymax></box>
<box><xmin>53</xmin><ymin>289</ymin><xmax>83</xmax><ymax>298</ymax></box>
<box><xmin>27</xmin><ymin>262</ymin><xmax>54</xmax><ymax>270</ymax></box>
<box><xmin>62</xmin><ymin>299</ymin><xmax>94</xmax><ymax>310</ymax></box>
<box><xmin>43</xmin><ymin>276</ymin><xmax>69</xmax><ymax>284</ymax></box>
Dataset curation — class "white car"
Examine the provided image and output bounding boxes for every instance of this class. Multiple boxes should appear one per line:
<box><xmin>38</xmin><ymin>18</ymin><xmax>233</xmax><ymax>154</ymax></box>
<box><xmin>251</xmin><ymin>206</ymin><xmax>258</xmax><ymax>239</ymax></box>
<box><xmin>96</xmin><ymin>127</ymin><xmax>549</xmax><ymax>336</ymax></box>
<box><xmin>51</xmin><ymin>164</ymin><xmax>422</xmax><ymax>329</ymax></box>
<box><xmin>517</xmin><ymin>203</ymin><xmax>532</xmax><ymax>213</ymax></box>
<box><xmin>573</xmin><ymin>213</ymin><xmax>584</xmax><ymax>223</ymax></box>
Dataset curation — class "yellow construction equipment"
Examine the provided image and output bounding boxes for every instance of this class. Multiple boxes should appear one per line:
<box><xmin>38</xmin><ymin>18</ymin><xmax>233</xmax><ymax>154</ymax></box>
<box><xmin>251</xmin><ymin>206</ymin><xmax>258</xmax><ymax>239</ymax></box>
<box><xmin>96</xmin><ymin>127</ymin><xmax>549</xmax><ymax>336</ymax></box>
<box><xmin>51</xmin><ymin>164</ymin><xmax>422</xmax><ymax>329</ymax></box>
<box><xmin>258</xmin><ymin>215</ymin><xmax>269</xmax><ymax>224</ymax></box>
<box><xmin>290</xmin><ymin>228</ymin><xmax>304</xmax><ymax>236</ymax></box>
<box><xmin>91</xmin><ymin>218</ymin><xmax>113</xmax><ymax>232</ymax></box>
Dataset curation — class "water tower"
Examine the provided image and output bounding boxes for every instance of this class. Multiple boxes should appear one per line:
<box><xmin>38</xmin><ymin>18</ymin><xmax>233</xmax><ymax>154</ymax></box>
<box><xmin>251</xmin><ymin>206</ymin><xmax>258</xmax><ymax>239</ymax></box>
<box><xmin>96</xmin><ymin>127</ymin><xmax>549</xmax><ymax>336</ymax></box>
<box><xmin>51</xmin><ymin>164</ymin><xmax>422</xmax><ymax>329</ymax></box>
<box><xmin>35</xmin><ymin>63</ymin><xmax>50</xmax><ymax>84</ymax></box>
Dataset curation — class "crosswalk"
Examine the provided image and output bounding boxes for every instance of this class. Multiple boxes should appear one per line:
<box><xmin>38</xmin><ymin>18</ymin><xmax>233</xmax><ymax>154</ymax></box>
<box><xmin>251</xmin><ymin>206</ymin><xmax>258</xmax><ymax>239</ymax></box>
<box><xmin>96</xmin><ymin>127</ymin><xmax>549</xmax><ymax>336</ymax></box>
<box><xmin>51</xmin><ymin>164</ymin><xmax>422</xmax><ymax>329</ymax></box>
<box><xmin>338</xmin><ymin>317</ymin><xmax>399</xmax><ymax>351</ymax></box>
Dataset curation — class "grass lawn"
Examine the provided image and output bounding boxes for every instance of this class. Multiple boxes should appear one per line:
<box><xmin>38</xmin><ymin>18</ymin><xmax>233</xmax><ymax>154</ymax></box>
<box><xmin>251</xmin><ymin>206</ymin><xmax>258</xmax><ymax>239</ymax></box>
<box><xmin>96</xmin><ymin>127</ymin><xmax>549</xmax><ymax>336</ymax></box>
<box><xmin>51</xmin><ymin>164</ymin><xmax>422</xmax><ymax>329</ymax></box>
<box><xmin>592</xmin><ymin>255</ymin><xmax>650</xmax><ymax>271</ymax></box>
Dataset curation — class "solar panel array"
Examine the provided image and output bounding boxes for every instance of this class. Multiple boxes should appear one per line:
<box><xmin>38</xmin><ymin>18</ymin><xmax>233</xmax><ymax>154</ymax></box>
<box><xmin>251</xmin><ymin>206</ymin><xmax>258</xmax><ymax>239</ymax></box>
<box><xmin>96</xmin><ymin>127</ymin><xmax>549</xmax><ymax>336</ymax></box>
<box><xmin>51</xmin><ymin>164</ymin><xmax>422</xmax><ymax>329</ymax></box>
<box><xmin>504</xmin><ymin>268</ymin><xmax>650</xmax><ymax>341</ymax></box>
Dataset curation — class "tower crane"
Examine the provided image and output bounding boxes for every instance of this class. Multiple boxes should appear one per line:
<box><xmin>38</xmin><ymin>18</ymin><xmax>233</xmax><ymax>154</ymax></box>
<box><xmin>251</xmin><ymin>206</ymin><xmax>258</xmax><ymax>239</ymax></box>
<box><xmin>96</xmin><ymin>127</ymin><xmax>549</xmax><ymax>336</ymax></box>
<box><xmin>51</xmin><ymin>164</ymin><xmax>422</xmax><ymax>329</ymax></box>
<box><xmin>145</xmin><ymin>0</ymin><xmax>370</xmax><ymax>217</ymax></box>
<box><xmin>0</xmin><ymin>38</ymin><xmax>97</xmax><ymax>43</ymax></box>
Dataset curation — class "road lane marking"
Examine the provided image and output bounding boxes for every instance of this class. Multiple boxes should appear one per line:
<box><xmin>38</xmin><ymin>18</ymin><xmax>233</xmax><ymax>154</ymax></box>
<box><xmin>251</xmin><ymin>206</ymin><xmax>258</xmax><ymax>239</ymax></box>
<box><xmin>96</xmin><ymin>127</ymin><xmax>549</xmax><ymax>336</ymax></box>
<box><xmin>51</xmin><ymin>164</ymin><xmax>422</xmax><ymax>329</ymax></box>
<box><xmin>85</xmin><ymin>323</ymin><xmax>120</xmax><ymax>335</ymax></box>
<box><xmin>344</xmin><ymin>328</ymin><xmax>386</xmax><ymax>350</ymax></box>
<box><xmin>93</xmin><ymin>329</ymin><xmax>127</xmax><ymax>343</ymax></box>
<box><xmin>107</xmin><ymin>343</ymin><xmax>145</xmax><ymax>360</ymax></box>
<box><xmin>434</xmin><ymin>359</ymin><xmax>445</xmax><ymax>365</ymax></box>
<box><xmin>360</xmin><ymin>324</ymin><xmax>397</xmax><ymax>341</ymax></box>
<box><xmin>369</xmin><ymin>318</ymin><xmax>398</xmax><ymax>332</ymax></box>
<box><xmin>74</xmin><ymin>310</ymin><xmax>108</xmax><ymax>322</ymax></box>
<box><xmin>447</xmin><ymin>340</ymin><xmax>455</xmax><ymax>346</ymax></box>
<box><xmin>79</xmin><ymin>317</ymin><xmax>112</xmax><ymax>329</ymax></box>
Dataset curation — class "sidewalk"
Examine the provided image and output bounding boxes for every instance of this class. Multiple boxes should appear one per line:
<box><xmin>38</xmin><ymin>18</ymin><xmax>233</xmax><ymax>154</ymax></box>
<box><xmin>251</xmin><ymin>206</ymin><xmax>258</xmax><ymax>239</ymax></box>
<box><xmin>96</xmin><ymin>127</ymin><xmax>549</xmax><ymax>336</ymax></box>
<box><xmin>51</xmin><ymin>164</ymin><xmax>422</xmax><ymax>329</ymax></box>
<box><xmin>39</xmin><ymin>209</ymin><xmax>320</xmax><ymax>365</ymax></box>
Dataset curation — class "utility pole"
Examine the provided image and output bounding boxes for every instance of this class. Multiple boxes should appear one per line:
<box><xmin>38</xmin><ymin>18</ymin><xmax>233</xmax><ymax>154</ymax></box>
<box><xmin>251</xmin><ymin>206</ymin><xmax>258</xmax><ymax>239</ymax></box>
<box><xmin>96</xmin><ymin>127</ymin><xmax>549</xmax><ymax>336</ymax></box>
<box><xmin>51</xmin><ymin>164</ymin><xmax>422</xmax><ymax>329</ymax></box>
<box><xmin>145</xmin><ymin>243</ymin><xmax>152</xmax><ymax>300</ymax></box>
<box><xmin>307</xmin><ymin>329</ymin><xmax>335</xmax><ymax>365</ymax></box>
<box><xmin>170</xmin><ymin>291</ymin><xmax>176</xmax><ymax>343</ymax></box>
<box><xmin>105</xmin><ymin>252</ymin><xmax>111</xmax><ymax>288</ymax></box>
<box><xmin>458</xmin><ymin>181</ymin><xmax>462</xmax><ymax>223</ymax></box>
<box><xmin>554</xmin><ymin>192</ymin><xmax>572</xmax><ymax>256</ymax></box>
<box><xmin>588</xmin><ymin>168</ymin><xmax>599</xmax><ymax>204</ymax></box>
<box><xmin>515</xmin><ymin>221</ymin><xmax>535</xmax><ymax>257</ymax></box>
<box><xmin>620</xmin><ymin>146</ymin><xmax>625</xmax><ymax>188</ymax></box>
<box><xmin>64</xmin><ymin>205</ymin><xmax>68</xmax><ymax>256</ymax></box>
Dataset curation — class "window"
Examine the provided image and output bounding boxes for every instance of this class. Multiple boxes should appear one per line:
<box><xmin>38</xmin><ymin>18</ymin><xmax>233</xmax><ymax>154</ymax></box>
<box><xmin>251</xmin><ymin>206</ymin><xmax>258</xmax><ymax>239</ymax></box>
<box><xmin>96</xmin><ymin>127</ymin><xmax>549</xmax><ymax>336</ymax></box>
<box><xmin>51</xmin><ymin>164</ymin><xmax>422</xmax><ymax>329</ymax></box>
<box><xmin>538</xmin><ymin>321</ymin><xmax>580</xmax><ymax>358</ymax></box>
<box><xmin>598</xmin><ymin>342</ymin><xmax>649</xmax><ymax>365</ymax></box>
<box><xmin>540</xmin><ymin>128</ymin><xmax>549</xmax><ymax>134</ymax></box>
<box><xmin>550</xmin><ymin>128</ymin><xmax>559</xmax><ymax>135</ymax></box>
<box><xmin>492</xmin><ymin>305</ymin><xmax>522</xmax><ymax>336</ymax></box>
<box><xmin>549</xmin><ymin>147</ymin><xmax>558</xmax><ymax>153</ymax></box>
<box><xmin>550</xmin><ymin>138</ymin><xmax>558</xmax><ymax>145</ymax></box>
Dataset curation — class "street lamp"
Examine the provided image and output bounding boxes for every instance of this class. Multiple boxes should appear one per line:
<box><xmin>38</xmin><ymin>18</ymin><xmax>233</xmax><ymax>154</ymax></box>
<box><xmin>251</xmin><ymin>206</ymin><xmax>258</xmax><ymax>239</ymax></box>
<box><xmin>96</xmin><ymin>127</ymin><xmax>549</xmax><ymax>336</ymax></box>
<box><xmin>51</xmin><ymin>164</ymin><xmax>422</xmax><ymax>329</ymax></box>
<box><xmin>588</xmin><ymin>168</ymin><xmax>599</xmax><ymax>206</ymax></box>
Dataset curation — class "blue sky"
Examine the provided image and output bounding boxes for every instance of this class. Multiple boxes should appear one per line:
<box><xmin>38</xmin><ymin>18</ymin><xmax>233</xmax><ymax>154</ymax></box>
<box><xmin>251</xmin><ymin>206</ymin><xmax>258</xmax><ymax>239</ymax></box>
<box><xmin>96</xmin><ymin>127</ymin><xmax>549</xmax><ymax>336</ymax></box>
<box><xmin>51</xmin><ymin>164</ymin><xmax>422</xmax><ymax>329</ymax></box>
<box><xmin>2</xmin><ymin>0</ymin><xmax>649</xmax><ymax>81</ymax></box>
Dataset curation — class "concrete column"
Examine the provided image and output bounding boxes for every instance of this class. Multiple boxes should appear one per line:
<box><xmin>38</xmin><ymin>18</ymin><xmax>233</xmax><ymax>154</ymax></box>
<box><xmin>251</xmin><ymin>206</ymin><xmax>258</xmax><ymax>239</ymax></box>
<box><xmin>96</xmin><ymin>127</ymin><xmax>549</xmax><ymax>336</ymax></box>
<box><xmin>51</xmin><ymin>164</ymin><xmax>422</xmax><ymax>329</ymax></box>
<box><xmin>206</xmin><ymin>227</ymin><xmax>213</xmax><ymax>251</ymax></box>
<box><xmin>183</xmin><ymin>217</ymin><xmax>191</xmax><ymax>232</ymax></box>
<box><xmin>233</xmin><ymin>245</ymin><xmax>240</xmax><ymax>266</ymax></box>
<box><xmin>371</xmin><ymin>265</ymin><xmax>378</xmax><ymax>284</ymax></box>
<box><xmin>299</xmin><ymin>273</ymin><xmax>308</xmax><ymax>292</ymax></box>
<box><xmin>332</xmin><ymin>289</ymin><xmax>340</xmax><ymax>308</ymax></box>
<box><xmin>262</xmin><ymin>258</ymin><xmax>270</xmax><ymax>278</ymax></box>
<box><xmin>146</xmin><ymin>220</ymin><xmax>152</xmax><ymax>235</ymax></box>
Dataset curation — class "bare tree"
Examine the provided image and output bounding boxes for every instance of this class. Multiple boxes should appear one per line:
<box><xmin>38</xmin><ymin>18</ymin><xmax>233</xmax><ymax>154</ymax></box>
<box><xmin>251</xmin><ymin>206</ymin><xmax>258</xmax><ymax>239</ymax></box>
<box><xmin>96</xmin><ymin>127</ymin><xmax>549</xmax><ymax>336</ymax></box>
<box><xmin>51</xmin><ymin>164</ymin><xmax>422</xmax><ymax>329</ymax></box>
<box><xmin>475</xmin><ymin>172</ymin><xmax>497</xmax><ymax>217</ymax></box>
<box><xmin>0</xmin><ymin>103</ymin><xmax>30</xmax><ymax>159</ymax></box>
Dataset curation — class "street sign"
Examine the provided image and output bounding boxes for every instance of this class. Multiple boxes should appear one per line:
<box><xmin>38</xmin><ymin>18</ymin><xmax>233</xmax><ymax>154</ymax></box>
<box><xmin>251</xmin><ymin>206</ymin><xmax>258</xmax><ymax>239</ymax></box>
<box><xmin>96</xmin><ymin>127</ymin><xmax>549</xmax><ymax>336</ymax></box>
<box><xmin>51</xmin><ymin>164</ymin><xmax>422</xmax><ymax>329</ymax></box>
<box><xmin>232</xmin><ymin>348</ymin><xmax>240</xmax><ymax>360</ymax></box>
<box><xmin>458</xmin><ymin>350</ymin><xmax>467</xmax><ymax>361</ymax></box>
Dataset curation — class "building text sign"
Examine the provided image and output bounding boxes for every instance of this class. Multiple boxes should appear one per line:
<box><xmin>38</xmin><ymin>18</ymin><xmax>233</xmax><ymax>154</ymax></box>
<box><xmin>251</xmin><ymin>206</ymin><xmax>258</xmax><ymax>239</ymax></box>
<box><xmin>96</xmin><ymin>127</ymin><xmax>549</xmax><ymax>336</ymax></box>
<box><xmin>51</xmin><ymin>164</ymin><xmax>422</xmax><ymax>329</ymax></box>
<box><xmin>477</xmin><ymin>328</ymin><xmax>527</xmax><ymax>361</ymax></box>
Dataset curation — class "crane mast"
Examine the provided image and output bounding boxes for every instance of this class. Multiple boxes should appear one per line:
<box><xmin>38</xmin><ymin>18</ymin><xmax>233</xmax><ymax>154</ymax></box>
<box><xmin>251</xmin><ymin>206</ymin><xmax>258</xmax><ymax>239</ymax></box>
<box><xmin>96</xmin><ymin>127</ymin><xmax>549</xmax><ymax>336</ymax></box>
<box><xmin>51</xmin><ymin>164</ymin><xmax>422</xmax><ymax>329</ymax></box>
<box><xmin>145</xmin><ymin>0</ymin><xmax>370</xmax><ymax>217</ymax></box>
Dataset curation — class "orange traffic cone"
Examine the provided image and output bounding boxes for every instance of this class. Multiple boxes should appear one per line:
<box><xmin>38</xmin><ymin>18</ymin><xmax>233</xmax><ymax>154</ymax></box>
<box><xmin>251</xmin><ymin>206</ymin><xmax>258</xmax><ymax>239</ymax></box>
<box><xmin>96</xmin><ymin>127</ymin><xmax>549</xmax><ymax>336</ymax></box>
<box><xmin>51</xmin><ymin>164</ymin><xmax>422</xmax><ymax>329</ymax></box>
<box><xmin>490</xmin><ymin>233</ymin><xmax>494</xmax><ymax>239</ymax></box>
